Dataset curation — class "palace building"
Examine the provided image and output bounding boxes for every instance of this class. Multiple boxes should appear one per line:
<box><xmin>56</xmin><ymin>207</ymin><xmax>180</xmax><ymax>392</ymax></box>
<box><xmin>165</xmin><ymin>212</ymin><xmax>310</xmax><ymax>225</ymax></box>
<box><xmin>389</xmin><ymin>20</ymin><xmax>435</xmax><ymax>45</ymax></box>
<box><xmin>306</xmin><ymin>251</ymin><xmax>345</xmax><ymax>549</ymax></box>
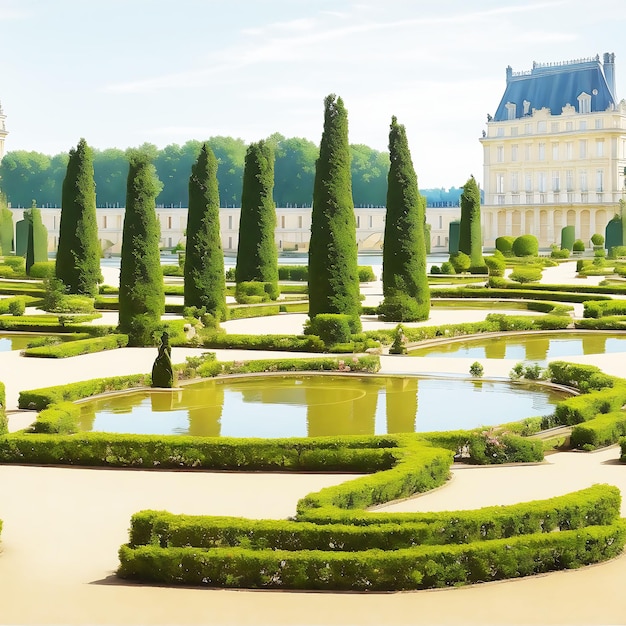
<box><xmin>480</xmin><ymin>53</ymin><xmax>626</xmax><ymax>249</ymax></box>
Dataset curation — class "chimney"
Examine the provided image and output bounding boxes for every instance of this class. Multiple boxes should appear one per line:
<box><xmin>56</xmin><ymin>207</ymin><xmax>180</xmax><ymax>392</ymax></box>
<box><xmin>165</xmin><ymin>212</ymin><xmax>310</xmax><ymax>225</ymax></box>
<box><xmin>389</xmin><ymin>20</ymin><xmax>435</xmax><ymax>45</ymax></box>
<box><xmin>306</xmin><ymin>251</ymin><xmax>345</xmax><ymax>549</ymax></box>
<box><xmin>603</xmin><ymin>52</ymin><xmax>616</xmax><ymax>100</ymax></box>
<box><xmin>506</xmin><ymin>65</ymin><xmax>512</xmax><ymax>84</ymax></box>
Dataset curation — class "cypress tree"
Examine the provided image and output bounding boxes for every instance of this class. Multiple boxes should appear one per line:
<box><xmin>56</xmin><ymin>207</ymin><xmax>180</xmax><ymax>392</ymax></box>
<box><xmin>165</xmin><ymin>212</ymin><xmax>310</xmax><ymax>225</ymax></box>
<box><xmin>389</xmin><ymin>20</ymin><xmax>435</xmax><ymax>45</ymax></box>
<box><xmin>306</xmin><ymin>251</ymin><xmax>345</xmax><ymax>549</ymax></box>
<box><xmin>235</xmin><ymin>140</ymin><xmax>278</xmax><ymax>289</ymax></box>
<box><xmin>184</xmin><ymin>143</ymin><xmax>227</xmax><ymax>320</ymax></box>
<box><xmin>308</xmin><ymin>94</ymin><xmax>360</xmax><ymax>324</ymax></box>
<box><xmin>24</xmin><ymin>203</ymin><xmax>48</xmax><ymax>275</ymax></box>
<box><xmin>56</xmin><ymin>138</ymin><xmax>101</xmax><ymax>296</ymax></box>
<box><xmin>0</xmin><ymin>192</ymin><xmax>13</xmax><ymax>256</ymax></box>
<box><xmin>380</xmin><ymin>116</ymin><xmax>430</xmax><ymax>321</ymax></box>
<box><xmin>118</xmin><ymin>146</ymin><xmax>164</xmax><ymax>346</ymax></box>
<box><xmin>458</xmin><ymin>175</ymin><xmax>485</xmax><ymax>270</ymax></box>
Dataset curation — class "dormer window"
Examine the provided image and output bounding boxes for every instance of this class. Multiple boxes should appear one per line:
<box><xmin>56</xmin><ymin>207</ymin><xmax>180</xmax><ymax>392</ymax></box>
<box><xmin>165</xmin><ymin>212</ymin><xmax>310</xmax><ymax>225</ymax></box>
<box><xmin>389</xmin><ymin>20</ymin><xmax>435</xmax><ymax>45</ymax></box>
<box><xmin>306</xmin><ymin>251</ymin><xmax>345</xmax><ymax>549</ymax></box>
<box><xmin>577</xmin><ymin>92</ymin><xmax>591</xmax><ymax>114</ymax></box>
<box><xmin>505</xmin><ymin>102</ymin><xmax>516</xmax><ymax>120</ymax></box>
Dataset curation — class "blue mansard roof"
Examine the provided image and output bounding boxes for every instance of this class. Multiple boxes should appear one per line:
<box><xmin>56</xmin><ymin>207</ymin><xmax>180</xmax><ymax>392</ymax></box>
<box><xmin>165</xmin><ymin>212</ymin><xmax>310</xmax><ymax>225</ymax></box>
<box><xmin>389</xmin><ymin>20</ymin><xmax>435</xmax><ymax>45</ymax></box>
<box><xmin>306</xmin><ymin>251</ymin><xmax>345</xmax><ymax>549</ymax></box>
<box><xmin>493</xmin><ymin>55</ymin><xmax>616</xmax><ymax>121</ymax></box>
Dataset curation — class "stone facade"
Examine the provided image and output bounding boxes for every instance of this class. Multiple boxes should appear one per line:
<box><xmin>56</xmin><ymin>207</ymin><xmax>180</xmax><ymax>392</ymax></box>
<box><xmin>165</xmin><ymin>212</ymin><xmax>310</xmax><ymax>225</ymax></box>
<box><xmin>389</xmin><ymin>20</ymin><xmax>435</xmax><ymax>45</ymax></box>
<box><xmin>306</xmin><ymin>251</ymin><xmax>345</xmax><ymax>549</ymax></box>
<box><xmin>8</xmin><ymin>205</ymin><xmax>460</xmax><ymax>256</ymax></box>
<box><xmin>480</xmin><ymin>53</ymin><xmax>626</xmax><ymax>249</ymax></box>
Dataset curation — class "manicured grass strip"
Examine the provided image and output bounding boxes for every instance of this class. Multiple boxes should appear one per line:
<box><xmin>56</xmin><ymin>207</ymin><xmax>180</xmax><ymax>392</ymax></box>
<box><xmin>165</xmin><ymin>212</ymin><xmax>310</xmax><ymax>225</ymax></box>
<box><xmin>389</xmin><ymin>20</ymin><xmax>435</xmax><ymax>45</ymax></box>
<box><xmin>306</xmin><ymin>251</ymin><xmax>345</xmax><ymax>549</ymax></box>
<box><xmin>431</xmin><ymin>287</ymin><xmax>611</xmax><ymax>304</ymax></box>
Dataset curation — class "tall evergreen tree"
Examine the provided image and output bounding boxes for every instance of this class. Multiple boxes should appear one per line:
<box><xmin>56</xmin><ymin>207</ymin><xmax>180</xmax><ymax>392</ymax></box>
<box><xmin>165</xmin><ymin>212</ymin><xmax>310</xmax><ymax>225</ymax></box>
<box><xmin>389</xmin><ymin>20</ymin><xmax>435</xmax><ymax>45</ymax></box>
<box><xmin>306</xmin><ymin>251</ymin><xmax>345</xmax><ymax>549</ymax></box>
<box><xmin>0</xmin><ymin>192</ymin><xmax>13</xmax><ymax>256</ymax></box>
<box><xmin>118</xmin><ymin>146</ymin><xmax>164</xmax><ymax>346</ymax></box>
<box><xmin>184</xmin><ymin>144</ymin><xmax>227</xmax><ymax>320</ymax></box>
<box><xmin>308</xmin><ymin>94</ymin><xmax>360</xmax><ymax>324</ymax></box>
<box><xmin>23</xmin><ymin>203</ymin><xmax>48</xmax><ymax>275</ymax></box>
<box><xmin>458</xmin><ymin>175</ymin><xmax>485</xmax><ymax>269</ymax></box>
<box><xmin>235</xmin><ymin>140</ymin><xmax>278</xmax><ymax>287</ymax></box>
<box><xmin>380</xmin><ymin>116</ymin><xmax>430</xmax><ymax>321</ymax></box>
<box><xmin>56</xmin><ymin>138</ymin><xmax>101</xmax><ymax>296</ymax></box>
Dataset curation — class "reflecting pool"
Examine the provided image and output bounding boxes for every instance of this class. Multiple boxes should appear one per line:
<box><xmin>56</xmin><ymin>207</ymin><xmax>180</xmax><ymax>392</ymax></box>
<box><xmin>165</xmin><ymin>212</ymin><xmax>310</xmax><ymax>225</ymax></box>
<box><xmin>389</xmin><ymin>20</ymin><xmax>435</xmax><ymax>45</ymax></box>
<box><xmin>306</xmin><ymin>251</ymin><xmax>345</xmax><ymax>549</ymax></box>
<box><xmin>408</xmin><ymin>332</ymin><xmax>626</xmax><ymax>364</ymax></box>
<box><xmin>77</xmin><ymin>375</ymin><xmax>568</xmax><ymax>438</ymax></box>
<box><xmin>0</xmin><ymin>333</ymin><xmax>53</xmax><ymax>352</ymax></box>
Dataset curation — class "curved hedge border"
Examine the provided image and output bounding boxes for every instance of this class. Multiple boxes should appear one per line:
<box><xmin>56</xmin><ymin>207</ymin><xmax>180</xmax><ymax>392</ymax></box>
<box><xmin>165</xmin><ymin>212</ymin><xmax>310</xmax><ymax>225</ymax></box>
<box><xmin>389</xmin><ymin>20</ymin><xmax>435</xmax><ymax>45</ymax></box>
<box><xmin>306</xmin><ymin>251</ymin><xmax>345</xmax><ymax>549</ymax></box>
<box><xmin>118</xmin><ymin>481</ymin><xmax>625</xmax><ymax>590</ymax></box>
<box><xmin>128</xmin><ymin>484</ymin><xmax>620</xmax><ymax>549</ymax></box>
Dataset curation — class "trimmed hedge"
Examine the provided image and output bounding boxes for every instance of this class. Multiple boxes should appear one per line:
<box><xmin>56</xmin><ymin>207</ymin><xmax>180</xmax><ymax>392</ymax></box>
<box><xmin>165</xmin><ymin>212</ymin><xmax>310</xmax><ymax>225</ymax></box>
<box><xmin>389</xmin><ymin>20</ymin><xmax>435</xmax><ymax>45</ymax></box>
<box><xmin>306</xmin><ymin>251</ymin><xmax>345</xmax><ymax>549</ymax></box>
<box><xmin>276</xmin><ymin>265</ymin><xmax>376</xmax><ymax>283</ymax></box>
<box><xmin>128</xmin><ymin>484</ymin><xmax>620</xmax><ymax>549</ymax></box>
<box><xmin>18</xmin><ymin>373</ymin><xmax>151</xmax><ymax>411</ymax></box>
<box><xmin>431</xmin><ymin>286</ymin><xmax>611</xmax><ymax>305</ymax></box>
<box><xmin>570</xmin><ymin>411</ymin><xmax>626</xmax><ymax>450</ymax></box>
<box><xmin>118</xmin><ymin>521</ymin><xmax>626</xmax><ymax>591</ymax></box>
<box><xmin>0</xmin><ymin>432</ymin><xmax>399</xmax><ymax>471</ymax></box>
<box><xmin>200</xmin><ymin>332</ymin><xmax>325</xmax><ymax>353</ymax></box>
<box><xmin>22</xmin><ymin>334</ymin><xmax>129</xmax><ymax>358</ymax></box>
<box><xmin>583</xmin><ymin>300</ymin><xmax>626</xmax><ymax>319</ymax></box>
<box><xmin>304</xmin><ymin>313</ymin><xmax>353</xmax><ymax>345</ymax></box>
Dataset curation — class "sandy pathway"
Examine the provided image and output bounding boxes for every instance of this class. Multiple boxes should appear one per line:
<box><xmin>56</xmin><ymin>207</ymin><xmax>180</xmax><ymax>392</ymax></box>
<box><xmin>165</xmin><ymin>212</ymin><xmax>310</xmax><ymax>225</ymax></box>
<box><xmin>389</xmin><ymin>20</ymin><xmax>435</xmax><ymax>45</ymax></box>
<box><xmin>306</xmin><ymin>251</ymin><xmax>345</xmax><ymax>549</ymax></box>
<box><xmin>1</xmin><ymin>259</ymin><xmax>626</xmax><ymax>624</ymax></box>
<box><xmin>1</xmin><ymin>448</ymin><xmax>625</xmax><ymax>625</ymax></box>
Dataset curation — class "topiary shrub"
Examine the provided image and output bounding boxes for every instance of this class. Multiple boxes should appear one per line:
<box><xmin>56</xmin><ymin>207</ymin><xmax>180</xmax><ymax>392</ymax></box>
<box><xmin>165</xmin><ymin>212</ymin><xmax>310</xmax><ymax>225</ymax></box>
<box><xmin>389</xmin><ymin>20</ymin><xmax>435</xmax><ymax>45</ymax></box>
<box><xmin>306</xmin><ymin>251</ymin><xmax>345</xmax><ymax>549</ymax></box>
<box><xmin>429</xmin><ymin>265</ymin><xmax>441</xmax><ymax>274</ymax></box>
<box><xmin>358</xmin><ymin>266</ymin><xmax>376</xmax><ymax>282</ymax></box>
<box><xmin>609</xmin><ymin>245</ymin><xmax>626</xmax><ymax>259</ymax></box>
<box><xmin>469</xmin><ymin>361</ymin><xmax>484</xmax><ymax>377</ymax></box>
<box><xmin>440</xmin><ymin>261</ymin><xmax>455</xmax><ymax>275</ymax></box>
<box><xmin>573</xmin><ymin>239</ymin><xmax>585</xmax><ymax>253</ymax></box>
<box><xmin>2</xmin><ymin>256</ymin><xmax>26</xmax><ymax>274</ymax></box>
<box><xmin>449</xmin><ymin>251</ymin><xmax>470</xmax><ymax>273</ymax></box>
<box><xmin>28</xmin><ymin>261</ymin><xmax>56</xmax><ymax>278</ymax></box>
<box><xmin>8</xmin><ymin>298</ymin><xmax>25</xmax><ymax>316</ymax></box>
<box><xmin>235</xmin><ymin>281</ymin><xmax>270</xmax><ymax>304</ymax></box>
<box><xmin>495</xmin><ymin>236</ymin><xmax>515</xmax><ymax>256</ymax></box>
<box><xmin>550</xmin><ymin>244</ymin><xmax>570</xmax><ymax>259</ymax></box>
<box><xmin>509</xmin><ymin>267</ymin><xmax>543</xmax><ymax>284</ymax></box>
<box><xmin>512</xmin><ymin>235</ymin><xmax>539</xmax><ymax>257</ymax></box>
<box><xmin>304</xmin><ymin>314</ymin><xmax>353</xmax><ymax>345</ymax></box>
<box><xmin>484</xmin><ymin>255</ymin><xmax>505</xmax><ymax>277</ymax></box>
<box><xmin>377</xmin><ymin>294</ymin><xmax>429</xmax><ymax>323</ymax></box>
<box><xmin>591</xmin><ymin>233</ymin><xmax>605</xmax><ymax>247</ymax></box>
<box><xmin>561</xmin><ymin>225</ymin><xmax>575</xmax><ymax>252</ymax></box>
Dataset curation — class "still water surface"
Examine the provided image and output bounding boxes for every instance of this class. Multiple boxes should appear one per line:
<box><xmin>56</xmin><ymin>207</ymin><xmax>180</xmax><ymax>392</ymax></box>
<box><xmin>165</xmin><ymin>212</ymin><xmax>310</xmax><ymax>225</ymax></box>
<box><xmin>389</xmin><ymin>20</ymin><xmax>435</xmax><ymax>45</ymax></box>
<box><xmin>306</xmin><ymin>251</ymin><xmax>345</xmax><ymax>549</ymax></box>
<box><xmin>409</xmin><ymin>332</ymin><xmax>626</xmax><ymax>364</ymax></box>
<box><xmin>78</xmin><ymin>375</ymin><xmax>567</xmax><ymax>438</ymax></box>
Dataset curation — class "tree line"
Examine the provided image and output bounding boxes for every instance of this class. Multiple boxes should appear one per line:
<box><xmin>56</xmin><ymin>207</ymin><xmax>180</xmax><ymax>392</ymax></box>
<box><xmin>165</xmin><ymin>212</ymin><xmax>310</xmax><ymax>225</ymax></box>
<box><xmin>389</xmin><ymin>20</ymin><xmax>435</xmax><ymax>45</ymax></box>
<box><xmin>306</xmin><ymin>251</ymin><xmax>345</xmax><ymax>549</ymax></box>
<box><xmin>0</xmin><ymin>134</ymin><xmax>462</xmax><ymax>209</ymax></box>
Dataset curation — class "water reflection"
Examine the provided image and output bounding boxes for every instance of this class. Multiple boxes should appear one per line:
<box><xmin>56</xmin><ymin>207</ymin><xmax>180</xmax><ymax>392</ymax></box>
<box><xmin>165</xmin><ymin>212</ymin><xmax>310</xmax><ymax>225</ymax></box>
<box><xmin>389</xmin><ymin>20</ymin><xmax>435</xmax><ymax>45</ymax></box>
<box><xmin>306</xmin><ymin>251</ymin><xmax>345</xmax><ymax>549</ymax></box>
<box><xmin>77</xmin><ymin>375</ymin><xmax>568</xmax><ymax>438</ymax></box>
<box><xmin>410</xmin><ymin>332</ymin><xmax>626</xmax><ymax>364</ymax></box>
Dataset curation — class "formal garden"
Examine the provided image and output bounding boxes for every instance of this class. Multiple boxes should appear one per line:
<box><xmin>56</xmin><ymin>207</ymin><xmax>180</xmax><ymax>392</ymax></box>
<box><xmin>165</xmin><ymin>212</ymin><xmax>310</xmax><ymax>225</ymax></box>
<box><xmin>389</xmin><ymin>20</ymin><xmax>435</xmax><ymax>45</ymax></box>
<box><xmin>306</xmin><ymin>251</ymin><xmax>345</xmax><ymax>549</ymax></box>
<box><xmin>1</xmin><ymin>98</ymin><xmax>626</xmax><ymax>595</ymax></box>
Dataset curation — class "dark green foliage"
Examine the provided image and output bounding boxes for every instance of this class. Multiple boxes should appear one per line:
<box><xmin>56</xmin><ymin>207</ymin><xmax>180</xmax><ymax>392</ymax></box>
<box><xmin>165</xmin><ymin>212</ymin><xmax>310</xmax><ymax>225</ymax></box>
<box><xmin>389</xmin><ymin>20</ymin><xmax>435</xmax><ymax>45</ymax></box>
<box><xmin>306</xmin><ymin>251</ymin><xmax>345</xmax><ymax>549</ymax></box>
<box><xmin>381</xmin><ymin>116</ymin><xmax>429</xmax><ymax>321</ymax></box>
<box><xmin>448</xmin><ymin>220</ymin><xmax>460</xmax><ymax>254</ymax></box>
<box><xmin>19</xmin><ymin>206</ymin><xmax>48</xmax><ymax>274</ymax></box>
<box><xmin>495</xmin><ymin>236</ymin><xmax>515</xmax><ymax>256</ymax></box>
<box><xmin>561</xmin><ymin>225</ymin><xmax>575</xmax><ymax>251</ymax></box>
<box><xmin>304</xmin><ymin>313</ymin><xmax>353</xmax><ymax>345</ymax></box>
<box><xmin>308</xmin><ymin>95</ymin><xmax>360</xmax><ymax>324</ymax></box>
<box><xmin>184</xmin><ymin>144</ymin><xmax>227</xmax><ymax>320</ymax></box>
<box><xmin>512</xmin><ymin>234</ymin><xmax>539</xmax><ymax>257</ymax></box>
<box><xmin>605</xmin><ymin>216</ymin><xmax>622</xmax><ymax>252</ymax></box>
<box><xmin>118</xmin><ymin>147</ymin><xmax>165</xmax><ymax>346</ymax></box>
<box><xmin>56</xmin><ymin>139</ymin><xmax>102</xmax><ymax>296</ymax></box>
<box><xmin>573</xmin><ymin>239</ymin><xmax>585</xmax><ymax>252</ymax></box>
<box><xmin>458</xmin><ymin>176</ymin><xmax>484</xmax><ymax>268</ymax></box>
<box><xmin>235</xmin><ymin>141</ymin><xmax>278</xmax><ymax>290</ymax></box>
<box><xmin>0</xmin><ymin>192</ymin><xmax>13</xmax><ymax>255</ymax></box>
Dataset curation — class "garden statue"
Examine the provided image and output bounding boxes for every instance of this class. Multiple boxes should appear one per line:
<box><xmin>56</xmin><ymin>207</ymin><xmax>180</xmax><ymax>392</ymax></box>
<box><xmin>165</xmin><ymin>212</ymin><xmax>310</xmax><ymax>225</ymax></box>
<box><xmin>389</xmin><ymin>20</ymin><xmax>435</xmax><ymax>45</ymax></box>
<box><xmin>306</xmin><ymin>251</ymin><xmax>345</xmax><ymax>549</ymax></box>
<box><xmin>151</xmin><ymin>331</ymin><xmax>174</xmax><ymax>388</ymax></box>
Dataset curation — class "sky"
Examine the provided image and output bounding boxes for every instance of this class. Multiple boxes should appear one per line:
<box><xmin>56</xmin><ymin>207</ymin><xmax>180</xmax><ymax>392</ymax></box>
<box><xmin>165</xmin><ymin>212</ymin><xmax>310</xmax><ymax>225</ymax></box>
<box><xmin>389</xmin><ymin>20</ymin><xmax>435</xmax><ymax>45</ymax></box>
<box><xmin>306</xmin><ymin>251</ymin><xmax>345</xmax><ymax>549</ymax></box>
<box><xmin>1</xmin><ymin>0</ymin><xmax>625</xmax><ymax>190</ymax></box>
